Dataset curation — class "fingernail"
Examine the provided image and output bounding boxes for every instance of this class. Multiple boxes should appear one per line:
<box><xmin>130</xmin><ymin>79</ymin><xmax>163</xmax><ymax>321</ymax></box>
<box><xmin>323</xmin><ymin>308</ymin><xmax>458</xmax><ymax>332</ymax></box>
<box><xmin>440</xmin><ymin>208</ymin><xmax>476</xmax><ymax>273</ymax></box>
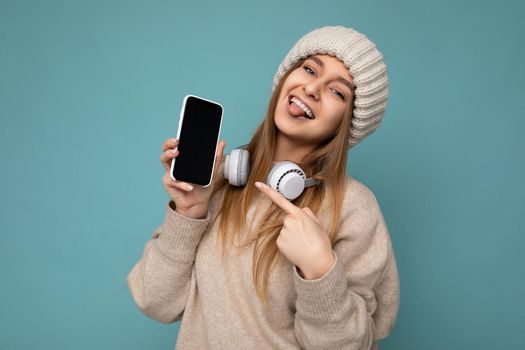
<box><xmin>255</xmin><ymin>182</ymin><xmax>263</xmax><ymax>188</ymax></box>
<box><xmin>170</xmin><ymin>148</ymin><xmax>177</xmax><ymax>154</ymax></box>
<box><xmin>171</xmin><ymin>138</ymin><xmax>178</xmax><ymax>143</ymax></box>
<box><xmin>186</xmin><ymin>184</ymin><xmax>193</xmax><ymax>190</ymax></box>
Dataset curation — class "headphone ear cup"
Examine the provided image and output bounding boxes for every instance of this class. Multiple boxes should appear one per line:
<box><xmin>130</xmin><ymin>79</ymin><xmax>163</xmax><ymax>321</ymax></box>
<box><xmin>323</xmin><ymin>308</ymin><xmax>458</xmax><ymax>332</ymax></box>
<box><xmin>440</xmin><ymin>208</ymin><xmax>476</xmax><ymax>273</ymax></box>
<box><xmin>224</xmin><ymin>148</ymin><xmax>250</xmax><ymax>186</ymax></box>
<box><xmin>238</xmin><ymin>148</ymin><xmax>250</xmax><ymax>186</ymax></box>
<box><xmin>267</xmin><ymin>161</ymin><xmax>306</xmax><ymax>200</ymax></box>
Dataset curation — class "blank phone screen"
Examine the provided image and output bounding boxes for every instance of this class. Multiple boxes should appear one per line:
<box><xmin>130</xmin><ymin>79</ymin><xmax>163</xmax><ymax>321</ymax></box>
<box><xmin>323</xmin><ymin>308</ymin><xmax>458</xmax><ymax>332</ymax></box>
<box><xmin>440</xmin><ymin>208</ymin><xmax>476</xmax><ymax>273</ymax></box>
<box><xmin>172</xmin><ymin>96</ymin><xmax>223</xmax><ymax>186</ymax></box>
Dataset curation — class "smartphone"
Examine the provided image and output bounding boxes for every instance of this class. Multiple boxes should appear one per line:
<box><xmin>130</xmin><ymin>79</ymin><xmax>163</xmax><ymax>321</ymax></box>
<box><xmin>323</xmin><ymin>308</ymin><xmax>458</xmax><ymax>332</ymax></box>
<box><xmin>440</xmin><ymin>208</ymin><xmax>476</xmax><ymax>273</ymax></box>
<box><xmin>170</xmin><ymin>94</ymin><xmax>224</xmax><ymax>187</ymax></box>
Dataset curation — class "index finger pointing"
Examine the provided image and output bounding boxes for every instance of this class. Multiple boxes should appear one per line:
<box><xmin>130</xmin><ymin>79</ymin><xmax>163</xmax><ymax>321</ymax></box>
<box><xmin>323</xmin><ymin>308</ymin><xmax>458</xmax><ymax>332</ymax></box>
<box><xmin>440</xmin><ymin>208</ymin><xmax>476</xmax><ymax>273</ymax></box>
<box><xmin>255</xmin><ymin>182</ymin><xmax>301</xmax><ymax>216</ymax></box>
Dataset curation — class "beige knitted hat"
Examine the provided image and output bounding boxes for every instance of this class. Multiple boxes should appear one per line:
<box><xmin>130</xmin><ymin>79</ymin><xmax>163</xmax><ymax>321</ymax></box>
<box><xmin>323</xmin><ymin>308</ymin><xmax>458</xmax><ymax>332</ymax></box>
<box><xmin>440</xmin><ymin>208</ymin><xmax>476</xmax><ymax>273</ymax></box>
<box><xmin>272</xmin><ymin>25</ymin><xmax>389</xmax><ymax>147</ymax></box>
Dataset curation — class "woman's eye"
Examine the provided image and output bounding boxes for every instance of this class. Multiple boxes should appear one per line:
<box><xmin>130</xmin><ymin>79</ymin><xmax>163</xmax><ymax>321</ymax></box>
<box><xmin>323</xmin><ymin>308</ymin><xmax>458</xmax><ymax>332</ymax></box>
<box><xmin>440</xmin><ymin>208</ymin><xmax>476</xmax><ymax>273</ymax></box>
<box><xmin>303</xmin><ymin>65</ymin><xmax>345</xmax><ymax>100</ymax></box>
<box><xmin>333</xmin><ymin>89</ymin><xmax>345</xmax><ymax>100</ymax></box>
<box><xmin>303</xmin><ymin>66</ymin><xmax>315</xmax><ymax>76</ymax></box>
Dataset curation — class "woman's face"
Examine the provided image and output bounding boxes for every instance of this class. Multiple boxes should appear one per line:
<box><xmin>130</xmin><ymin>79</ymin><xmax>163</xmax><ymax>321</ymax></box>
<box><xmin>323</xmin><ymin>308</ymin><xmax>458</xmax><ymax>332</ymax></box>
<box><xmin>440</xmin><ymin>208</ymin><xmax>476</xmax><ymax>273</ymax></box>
<box><xmin>274</xmin><ymin>54</ymin><xmax>355</xmax><ymax>146</ymax></box>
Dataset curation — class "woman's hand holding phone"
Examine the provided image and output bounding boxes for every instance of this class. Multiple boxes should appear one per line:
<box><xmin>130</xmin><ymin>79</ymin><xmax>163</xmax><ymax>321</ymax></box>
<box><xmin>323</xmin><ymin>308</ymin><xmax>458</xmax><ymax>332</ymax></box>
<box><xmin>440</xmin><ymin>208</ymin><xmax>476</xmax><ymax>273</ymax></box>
<box><xmin>160</xmin><ymin>137</ymin><xmax>226</xmax><ymax>219</ymax></box>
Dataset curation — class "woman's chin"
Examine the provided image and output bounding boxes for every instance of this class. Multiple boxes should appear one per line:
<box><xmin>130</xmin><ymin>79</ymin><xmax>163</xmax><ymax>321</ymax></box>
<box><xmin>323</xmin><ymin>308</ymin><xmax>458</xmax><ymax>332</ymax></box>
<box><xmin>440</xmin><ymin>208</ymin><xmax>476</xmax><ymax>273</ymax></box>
<box><xmin>275</xmin><ymin>115</ymin><xmax>310</xmax><ymax>139</ymax></box>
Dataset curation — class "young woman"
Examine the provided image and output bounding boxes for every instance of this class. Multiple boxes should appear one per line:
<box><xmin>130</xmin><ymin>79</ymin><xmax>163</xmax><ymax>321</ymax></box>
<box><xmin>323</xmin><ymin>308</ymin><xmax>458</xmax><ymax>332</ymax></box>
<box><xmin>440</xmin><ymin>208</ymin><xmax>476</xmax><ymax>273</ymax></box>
<box><xmin>127</xmin><ymin>25</ymin><xmax>400</xmax><ymax>350</ymax></box>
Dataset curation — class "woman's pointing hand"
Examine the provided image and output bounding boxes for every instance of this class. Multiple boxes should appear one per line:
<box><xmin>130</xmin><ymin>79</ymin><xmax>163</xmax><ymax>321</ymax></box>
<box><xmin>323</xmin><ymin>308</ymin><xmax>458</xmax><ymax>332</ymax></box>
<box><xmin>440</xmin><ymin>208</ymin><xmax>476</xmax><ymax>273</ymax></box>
<box><xmin>254</xmin><ymin>181</ymin><xmax>335</xmax><ymax>279</ymax></box>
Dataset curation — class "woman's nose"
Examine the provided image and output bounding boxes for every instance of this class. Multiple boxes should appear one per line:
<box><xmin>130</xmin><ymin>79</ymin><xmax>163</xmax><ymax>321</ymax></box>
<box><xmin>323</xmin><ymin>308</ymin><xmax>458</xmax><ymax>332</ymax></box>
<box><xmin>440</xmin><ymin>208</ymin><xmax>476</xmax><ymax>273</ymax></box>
<box><xmin>303</xmin><ymin>83</ymin><xmax>320</xmax><ymax>100</ymax></box>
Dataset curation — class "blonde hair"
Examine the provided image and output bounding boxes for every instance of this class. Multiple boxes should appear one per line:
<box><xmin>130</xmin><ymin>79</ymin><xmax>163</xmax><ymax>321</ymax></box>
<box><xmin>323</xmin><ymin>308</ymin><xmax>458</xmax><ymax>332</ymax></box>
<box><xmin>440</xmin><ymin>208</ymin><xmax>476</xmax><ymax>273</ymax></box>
<box><xmin>209</xmin><ymin>56</ymin><xmax>354</xmax><ymax>304</ymax></box>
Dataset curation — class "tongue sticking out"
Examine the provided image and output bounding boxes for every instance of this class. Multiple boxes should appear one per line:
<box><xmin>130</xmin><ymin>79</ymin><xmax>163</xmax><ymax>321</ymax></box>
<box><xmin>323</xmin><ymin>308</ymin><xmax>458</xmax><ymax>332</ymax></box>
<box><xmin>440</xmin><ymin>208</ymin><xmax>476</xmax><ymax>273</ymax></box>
<box><xmin>289</xmin><ymin>101</ymin><xmax>308</xmax><ymax>118</ymax></box>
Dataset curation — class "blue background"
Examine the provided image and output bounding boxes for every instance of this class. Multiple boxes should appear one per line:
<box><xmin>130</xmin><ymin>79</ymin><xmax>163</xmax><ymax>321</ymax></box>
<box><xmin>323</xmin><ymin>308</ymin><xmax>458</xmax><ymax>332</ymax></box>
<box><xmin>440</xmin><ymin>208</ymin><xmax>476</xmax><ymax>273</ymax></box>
<box><xmin>1</xmin><ymin>0</ymin><xmax>524</xmax><ymax>349</ymax></box>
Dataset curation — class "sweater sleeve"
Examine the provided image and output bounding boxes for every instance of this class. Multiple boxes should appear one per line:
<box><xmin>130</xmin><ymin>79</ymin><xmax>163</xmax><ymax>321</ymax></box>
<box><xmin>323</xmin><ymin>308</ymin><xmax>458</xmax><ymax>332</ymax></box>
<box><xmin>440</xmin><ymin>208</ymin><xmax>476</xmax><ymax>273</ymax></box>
<box><xmin>292</xmin><ymin>188</ymin><xmax>400</xmax><ymax>350</ymax></box>
<box><xmin>126</xmin><ymin>200</ymin><xmax>211</xmax><ymax>324</ymax></box>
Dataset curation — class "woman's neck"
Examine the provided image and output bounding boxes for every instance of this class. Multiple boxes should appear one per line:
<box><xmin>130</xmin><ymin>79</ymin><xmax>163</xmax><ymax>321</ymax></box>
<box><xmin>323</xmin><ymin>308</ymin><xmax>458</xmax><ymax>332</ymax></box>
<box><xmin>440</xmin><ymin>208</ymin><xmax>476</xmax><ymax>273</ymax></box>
<box><xmin>273</xmin><ymin>134</ymin><xmax>316</xmax><ymax>163</ymax></box>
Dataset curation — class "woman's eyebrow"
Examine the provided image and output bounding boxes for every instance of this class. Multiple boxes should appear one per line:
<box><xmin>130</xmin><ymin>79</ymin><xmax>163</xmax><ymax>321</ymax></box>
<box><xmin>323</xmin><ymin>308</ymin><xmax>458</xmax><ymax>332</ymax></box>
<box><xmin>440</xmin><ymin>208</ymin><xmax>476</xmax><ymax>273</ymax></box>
<box><xmin>307</xmin><ymin>56</ymin><xmax>355</xmax><ymax>92</ymax></box>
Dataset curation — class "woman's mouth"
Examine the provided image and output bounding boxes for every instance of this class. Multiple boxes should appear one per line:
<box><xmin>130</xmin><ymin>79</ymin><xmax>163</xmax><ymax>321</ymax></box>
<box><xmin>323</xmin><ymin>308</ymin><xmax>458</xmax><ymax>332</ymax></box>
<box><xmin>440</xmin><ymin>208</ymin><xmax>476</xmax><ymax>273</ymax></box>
<box><xmin>287</xmin><ymin>96</ymin><xmax>315</xmax><ymax>120</ymax></box>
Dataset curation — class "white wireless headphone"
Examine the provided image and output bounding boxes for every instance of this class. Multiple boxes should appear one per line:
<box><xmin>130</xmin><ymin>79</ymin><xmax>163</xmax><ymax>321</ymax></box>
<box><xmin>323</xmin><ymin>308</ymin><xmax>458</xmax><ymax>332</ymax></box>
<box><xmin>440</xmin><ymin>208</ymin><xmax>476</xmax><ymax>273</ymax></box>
<box><xmin>224</xmin><ymin>144</ymin><xmax>320</xmax><ymax>201</ymax></box>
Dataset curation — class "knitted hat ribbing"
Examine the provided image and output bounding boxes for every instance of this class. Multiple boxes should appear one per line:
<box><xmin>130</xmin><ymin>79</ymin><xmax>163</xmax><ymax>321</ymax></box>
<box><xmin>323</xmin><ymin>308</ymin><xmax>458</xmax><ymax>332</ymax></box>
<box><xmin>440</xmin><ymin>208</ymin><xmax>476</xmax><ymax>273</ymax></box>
<box><xmin>272</xmin><ymin>25</ymin><xmax>389</xmax><ymax>147</ymax></box>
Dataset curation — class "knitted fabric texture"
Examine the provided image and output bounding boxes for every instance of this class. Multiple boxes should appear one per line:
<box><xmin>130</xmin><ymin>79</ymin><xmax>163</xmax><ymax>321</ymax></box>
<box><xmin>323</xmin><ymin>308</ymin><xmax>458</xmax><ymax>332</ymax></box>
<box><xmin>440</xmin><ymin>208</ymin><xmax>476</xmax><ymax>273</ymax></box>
<box><xmin>272</xmin><ymin>25</ymin><xmax>389</xmax><ymax>147</ymax></box>
<box><xmin>127</xmin><ymin>175</ymin><xmax>400</xmax><ymax>349</ymax></box>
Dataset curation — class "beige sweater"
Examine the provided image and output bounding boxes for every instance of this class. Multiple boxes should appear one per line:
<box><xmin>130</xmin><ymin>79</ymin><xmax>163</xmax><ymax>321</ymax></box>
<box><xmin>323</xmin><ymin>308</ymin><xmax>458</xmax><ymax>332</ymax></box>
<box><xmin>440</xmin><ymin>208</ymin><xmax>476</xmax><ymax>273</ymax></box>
<box><xmin>127</xmin><ymin>175</ymin><xmax>400</xmax><ymax>350</ymax></box>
